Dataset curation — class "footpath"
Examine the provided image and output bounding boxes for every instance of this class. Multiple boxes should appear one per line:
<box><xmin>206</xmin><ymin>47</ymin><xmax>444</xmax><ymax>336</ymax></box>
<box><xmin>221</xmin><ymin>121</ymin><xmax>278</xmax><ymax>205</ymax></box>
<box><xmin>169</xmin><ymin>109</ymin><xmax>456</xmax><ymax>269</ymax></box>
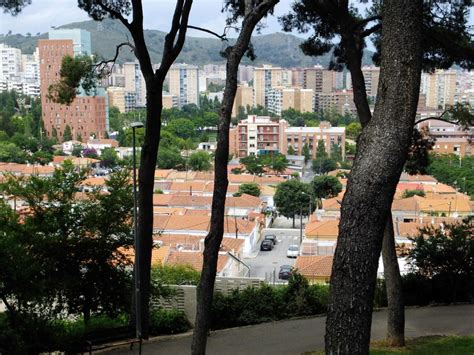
<box><xmin>104</xmin><ymin>304</ymin><xmax>474</xmax><ymax>354</ymax></box>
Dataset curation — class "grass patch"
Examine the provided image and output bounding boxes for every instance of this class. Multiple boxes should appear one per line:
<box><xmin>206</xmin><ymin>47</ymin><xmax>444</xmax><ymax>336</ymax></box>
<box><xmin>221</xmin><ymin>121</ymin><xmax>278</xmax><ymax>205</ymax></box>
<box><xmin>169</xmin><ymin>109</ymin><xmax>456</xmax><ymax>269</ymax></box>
<box><xmin>371</xmin><ymin>336</ymin><xmax>474</xmax><ymax>354</ymax></box>
<box><xmin>308</xmin><ymin>336</ymin><xmax>474</xmax><ymax>355</ymax></box>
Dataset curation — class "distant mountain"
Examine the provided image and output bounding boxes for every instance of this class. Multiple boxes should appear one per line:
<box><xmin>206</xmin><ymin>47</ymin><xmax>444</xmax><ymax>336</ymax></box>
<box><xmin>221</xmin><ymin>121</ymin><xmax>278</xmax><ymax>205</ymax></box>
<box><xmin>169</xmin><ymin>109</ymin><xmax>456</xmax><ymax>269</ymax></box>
<box><xmin>0</xmin><ymin>19</ymin><xmax>374</xmax><ymax>68</ymax></box>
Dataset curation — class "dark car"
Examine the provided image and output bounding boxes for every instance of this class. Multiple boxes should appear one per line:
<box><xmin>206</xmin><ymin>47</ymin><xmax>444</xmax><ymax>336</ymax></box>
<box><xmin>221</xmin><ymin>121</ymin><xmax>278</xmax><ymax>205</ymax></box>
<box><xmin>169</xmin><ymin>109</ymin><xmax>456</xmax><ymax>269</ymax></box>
<box><xmin>278</xmin><ymin>265</ymin><xmax>292</xmax><ymax>280</ymax></box>
<box><xmin>260</xmin><ymin>240</ymin><xmax>273</xmax><ymax>251</ymax></box>
<box><xmin>264</xmin><ymin>234</ymin><xmax>277</xmax><ymax>245</ymax></box>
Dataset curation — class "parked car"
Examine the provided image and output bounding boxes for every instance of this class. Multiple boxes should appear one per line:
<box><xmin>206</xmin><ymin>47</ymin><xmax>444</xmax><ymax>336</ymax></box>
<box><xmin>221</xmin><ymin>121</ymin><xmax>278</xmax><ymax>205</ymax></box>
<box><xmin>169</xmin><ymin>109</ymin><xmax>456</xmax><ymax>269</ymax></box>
<box><xmin>264</xmin><ymin>234</ymin><xmax>277</xmax><ymax>245</ymax></box>
<box><xmin>287</xmin><ymin>244</ymin><xmax>299</xmax><ymax>258</ymax></box>
<box><xmin>260</xmin><ymin>240</ymin><xmax>274</xmax><ymax>251</ymax></box>
<box><xmin>278</xmin><ymin>265</ymin><xmax>292</xmax><ymax>280</ymax></box>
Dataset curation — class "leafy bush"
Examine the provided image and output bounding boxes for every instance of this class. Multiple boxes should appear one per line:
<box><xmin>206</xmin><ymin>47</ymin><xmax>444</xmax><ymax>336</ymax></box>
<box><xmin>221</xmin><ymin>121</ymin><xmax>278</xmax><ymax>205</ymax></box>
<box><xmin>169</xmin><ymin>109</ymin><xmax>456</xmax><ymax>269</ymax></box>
<box><xmin>149</xmin><ymin>309</ymin><xmax>190</xmax><ymax>335</ymax></box>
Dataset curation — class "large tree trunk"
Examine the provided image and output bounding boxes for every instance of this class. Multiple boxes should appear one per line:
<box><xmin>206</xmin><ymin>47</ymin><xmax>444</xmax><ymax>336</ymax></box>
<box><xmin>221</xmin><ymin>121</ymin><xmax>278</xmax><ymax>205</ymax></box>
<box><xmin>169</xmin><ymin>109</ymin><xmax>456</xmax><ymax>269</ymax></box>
<box><xmin>382</xmin><ymin>212</ymin><xmax>405</xmax><ymax>346</ymax></box>
<box><xmin>191</xmin><ymin>2</ymin><xmax>278</xmax><ymax>354</ymax></box>
<box><xmin>341</xmin><ymin>10</ymin><xmax>406</xmax><ymax>347</ymax></box>
<box><xmin>325</xmin><ymin>1</ymin><xmax>422</xmax><ymax>353</ymax></box>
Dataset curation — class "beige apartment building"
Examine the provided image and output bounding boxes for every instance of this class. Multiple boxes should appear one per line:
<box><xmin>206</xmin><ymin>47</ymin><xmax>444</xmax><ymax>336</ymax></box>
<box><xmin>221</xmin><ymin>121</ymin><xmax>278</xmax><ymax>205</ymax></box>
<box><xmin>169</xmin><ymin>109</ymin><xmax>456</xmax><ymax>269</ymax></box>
<box><xmin>421</xmin><ymin>70</ymin><xmax>457</xmax><ymax>109</ymax></box>
<box><xmin>253</xmin><ymin>65</ymin><xmax>292</xmax><ymax>107</ymax></box>
<box><xmin>303</xmin><ymin>66</ymin><xmax>336</xmax><ymax>94</ymax></box>
<box><xmin>315</xmin><ymin>90</ymin><xmax>357</xmax><ymax>115</ymax></box>
<box><xmin>229</xmin><ymin>116</ymin><xmax>345</xmax><ymax>159</ymax></box>
<box><xmin>232</xmin><ymin>85</ymin><xmax>254</xmax><ymax>117</ymax></box>
<box><xmin>284</xmin><ymin>122</ymin><xmax>346</xmax><ymax>159</ymax></box>
<box><xmin>345</xmin><ymin>65</ymin><xmax>380</xmax><ymax>98</ymax></box>
<box><xmin>123</xmin><ymin>61</ymin><xmax>147</xmax><ymax>108</ymax></box>
<box><xmin>168</xmin><ymin>64</ymin><xmax>200</xmax><ymax>108</ymax></box>
<box><xmin>267</xmin><ymin>86</ymin><xmax>314</xmax><ymax>116</ymax></box>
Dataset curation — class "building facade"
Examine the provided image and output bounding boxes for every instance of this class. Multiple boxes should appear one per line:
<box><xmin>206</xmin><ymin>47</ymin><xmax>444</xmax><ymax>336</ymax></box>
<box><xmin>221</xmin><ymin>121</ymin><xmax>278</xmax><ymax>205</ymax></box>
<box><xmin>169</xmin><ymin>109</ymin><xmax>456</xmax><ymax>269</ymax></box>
<box><xmin>168</xmin><ymin>64</ymin><xmax>200</xmax><ymax>108</ymax></box>
<box><xmin>232</xmin><ymin>84</ymin><xmax>254</xmax><ymax>117</ymax></box>
<box><xmin>38</xmin><ymin>29</ymin><xmax>108</xmax><ymax>140</ymax></box>
<box><xmin>267</xmin><ymin>86</ymin><xmax>314</xmax><ymax>116</ymax></box>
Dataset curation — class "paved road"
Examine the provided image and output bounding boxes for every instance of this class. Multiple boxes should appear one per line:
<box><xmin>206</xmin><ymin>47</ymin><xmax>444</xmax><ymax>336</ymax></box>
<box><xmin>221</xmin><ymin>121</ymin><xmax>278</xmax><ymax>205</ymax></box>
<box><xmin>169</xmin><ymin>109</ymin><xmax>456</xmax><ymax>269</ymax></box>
<box><xmin>106</xmin><ymin>305</ymin><xmax>474</xmax><ymax>355</ymax></box>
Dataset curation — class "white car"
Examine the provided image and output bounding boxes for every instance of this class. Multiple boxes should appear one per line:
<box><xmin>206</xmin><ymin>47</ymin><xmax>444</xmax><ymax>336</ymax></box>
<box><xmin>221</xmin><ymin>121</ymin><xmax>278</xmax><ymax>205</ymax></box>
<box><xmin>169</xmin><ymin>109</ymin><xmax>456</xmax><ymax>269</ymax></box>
<box><xmin>287</xmin><ymin>244</ymin><xmax>299</xmax><ymax>258</ymax></box>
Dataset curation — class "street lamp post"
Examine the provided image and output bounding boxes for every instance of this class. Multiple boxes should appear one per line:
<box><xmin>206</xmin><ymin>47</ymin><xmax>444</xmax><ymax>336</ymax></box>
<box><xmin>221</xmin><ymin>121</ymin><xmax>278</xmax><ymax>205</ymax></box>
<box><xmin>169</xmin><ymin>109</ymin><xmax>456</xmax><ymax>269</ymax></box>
<box><xmin>130</xmin><ymin>121</ymin><xmax>144</xmax><ymax>344</ymax></box>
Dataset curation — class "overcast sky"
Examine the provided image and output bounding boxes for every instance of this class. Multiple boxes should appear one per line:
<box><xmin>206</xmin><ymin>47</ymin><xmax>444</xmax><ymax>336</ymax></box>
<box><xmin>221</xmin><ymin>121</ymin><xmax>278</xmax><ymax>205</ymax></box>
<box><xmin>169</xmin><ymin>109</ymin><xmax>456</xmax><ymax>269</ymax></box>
<box><xmin>0</xmin><ymin>0</ymin><xmax>295</xmax><ymax>37</ymax></box>
<box><xmin>2</xmin><ymin>1</ymin><xmax>472</xmax><ymax>39</ymax></box>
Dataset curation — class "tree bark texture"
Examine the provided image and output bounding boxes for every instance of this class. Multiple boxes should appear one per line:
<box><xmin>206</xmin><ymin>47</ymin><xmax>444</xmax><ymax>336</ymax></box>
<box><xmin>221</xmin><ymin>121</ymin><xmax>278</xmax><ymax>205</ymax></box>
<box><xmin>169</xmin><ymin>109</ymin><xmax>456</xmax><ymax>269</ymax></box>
<box><xmin>382</xmin><ymin>212</ymin><xmax>405</xmax><ymax>346</ymax></box>
<box><xmin>191</xmin><ymin>1</ymin><xmax>278</xmax><ymax>354</ymax></box>
<box><xmin>325</xmin><ymin>1</ymin><xmax>422</xmax><ymax>354</ymax></box>
<box><xmin>340</xmin><ymin>8</ymin><xmax>406</xmax><ymax>346</ymax></box>
<box><xmin>133</xmin><ymin>0</ymin><xmax>193</xmax><ymax>339</ymax></box>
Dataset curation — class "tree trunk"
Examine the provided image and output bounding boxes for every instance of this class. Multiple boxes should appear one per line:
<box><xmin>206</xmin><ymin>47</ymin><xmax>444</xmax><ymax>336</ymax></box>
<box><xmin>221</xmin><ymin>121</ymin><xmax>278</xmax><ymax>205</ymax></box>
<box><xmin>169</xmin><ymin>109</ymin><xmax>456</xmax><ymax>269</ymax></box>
<box><xmin>382</xmin><ymin>213</ymin><xmax>405</xmax><ymax>347</ymax></box>
<box><xmin>136</xmin><ymin>88</ymin><xmax>163</xmax><ymax>339</ymax></box>
<box><xmin>191</xmin><ymin>2</ymin><xmax>279</xmax><ymax>354</ymax></box>
<box><xmin>325</xmin><ymin>1</ymin><xmax>422</xmax><ymax>353</ymax></box>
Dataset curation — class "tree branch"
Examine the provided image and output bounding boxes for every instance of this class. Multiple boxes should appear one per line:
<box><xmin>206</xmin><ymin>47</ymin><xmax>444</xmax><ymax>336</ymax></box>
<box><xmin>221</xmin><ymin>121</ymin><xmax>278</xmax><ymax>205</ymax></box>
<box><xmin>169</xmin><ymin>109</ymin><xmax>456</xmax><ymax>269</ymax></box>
<box><xmin>187</xmin><ymin>25</ymin><xmax>227</xmax><ymax>40</ymax></box>
<box><xmin>362</xmin><ymin>23</ymin><xmax>382</xmax><ymax>38</ymax></box>
<box><xmin>94</xmin><ymin>42</ymin><xmax>135</xmax><ymax>72</ymax></box>
<box><xmin>95</xmin><ymin>0</ymin><xmax>131</xmax><ymax>31</ymax></box>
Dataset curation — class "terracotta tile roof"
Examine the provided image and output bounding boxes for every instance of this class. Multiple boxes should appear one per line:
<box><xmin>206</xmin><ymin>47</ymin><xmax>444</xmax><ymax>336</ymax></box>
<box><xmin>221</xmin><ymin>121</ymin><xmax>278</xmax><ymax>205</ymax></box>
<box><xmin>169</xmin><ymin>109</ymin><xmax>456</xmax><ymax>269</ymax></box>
<box><xmin>194</xmin><ymin>172</ymin><xmax>215</xmax><ymax>181</ymax></box>
<box><xmin>255</xmin><ymin>175</ymin><xmax>286</xmax><ymax>184</ymax></box>
<box><xmin>418</xmin><ymin>198</ymin><xmax>471</xmax><ymax>213</ymax></box>
<box><xmin>204</xmin><ymin>183</ymin><xmax>239</xmax><ymax>194</ymax></box>
<box><xmin>153</xmin><ymin>207</ymin><xmax>186</xmax><ymax>215</ymax></box>
<box><xmin>184</xmin><ymin>209</ymin><xmax>211</xmax><ymax>216</ymax></box>
<box><xmin>260</xmin><ymin>185</ymin><xmax>276</xmax><ymax>196</ymax></box>
<box><xmin>155</xmin><ymin>234</ymin><xmax>244</xmax><ymax>254</ymax></box>
<box><xmin>154</xmin><ymin>169</ymin><xmax>173</xmax><ymax>179</ymax></box>
<box><xmin>81</xmin><ymin>177</ymin><xmax>106</xmax><ymax>186</ymax></box>
<box><xmin>88</xmin><ymin>138</ymin><xmax>119</xmax><ymax>147</ymax></box>
<box><xmin>305</xmin><ymin>220</ymin><xmax>339</xmax><ymax>238</ymax></box>
<box><xmin>294</xmin><ymin>255</ymin><xmax>333</xmax><ymax>278</ymax></box>
<box><xmin>399</xmin><ymin>173</ymin><xmax>438</xmax><ymax>183</ymax></box>
<box><xmin>328</xmin><ymin>169</ymin><xmax>351</xmax><ymax>177</ymax></box>
<box><xmin>154</xmin><ymin>181</ymin><xmax>172</xmax><ymax>191</ymax></box>
<box><xmin>228</xmin><ymin>174</ymin><xmax>256</xmax><ymax>184</ymax></box>
<box><xmin>165</xmin><ymin>250</ymin><xmax>229</xmax><ymax>273</ymax></box>
<box><xmin>153</xmin><ymin>194</ymin><xmax>173</xmax><ymax>206</ymax></box>
<box><xmin>67</xmin><ymin>157</ymin><xmax>100</xmax><ymax>166</ymax></box>
<box><xmin>0</xmin><ymin>163</ymin><xmax>26</xmax><ymax>174</ymax></box>
<box><xmin>52</xmin><ymin>156</ymin><xmax>67</xmax><ymax>164</ymax></box>
<box><xmin>21</xmin><ymin>165</ymin><xmax>55</xmax><ymax>175</ymax></box>
<box><xmin>169</xmin><ymin>181</ymin><xmax>207</xmax><ymax>193</ymax></box>
<box><xmin>120</xmin><ymin>246</ymin><xmax>170</xmax><ymax>266</ymax></box>
<box><xmin>153</xmin><ymin>215</ymin><xmax>256</xmax><ymax>235</ymax></box>
<box><xmin>391</xmin><ymin>196</ymin><xmax>421</xmax><ymax>211</ymax></box>
<box><xmin>167</xmin><ymin>171</ymin><xmax>196</xmax><ymax>181</ymax></box>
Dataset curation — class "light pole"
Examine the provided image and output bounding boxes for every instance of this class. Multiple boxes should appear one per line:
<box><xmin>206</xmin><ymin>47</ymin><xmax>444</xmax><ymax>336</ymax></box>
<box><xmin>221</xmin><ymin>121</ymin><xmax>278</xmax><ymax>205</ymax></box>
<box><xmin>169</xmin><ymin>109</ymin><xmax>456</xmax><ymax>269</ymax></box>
<box><xmin>130</xmin><ymin>121</ymin><xmax>144</xmax><ymax>344</ymax></box>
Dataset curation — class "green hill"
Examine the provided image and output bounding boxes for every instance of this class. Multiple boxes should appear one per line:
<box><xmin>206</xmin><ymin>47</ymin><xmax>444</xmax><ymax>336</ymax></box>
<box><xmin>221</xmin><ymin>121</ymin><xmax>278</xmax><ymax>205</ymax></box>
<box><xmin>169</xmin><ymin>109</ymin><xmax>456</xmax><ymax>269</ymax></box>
<box><xmin>0</xmin><ymin>19</ymin><xmax>374</xmax><ymax>67</ymax></box>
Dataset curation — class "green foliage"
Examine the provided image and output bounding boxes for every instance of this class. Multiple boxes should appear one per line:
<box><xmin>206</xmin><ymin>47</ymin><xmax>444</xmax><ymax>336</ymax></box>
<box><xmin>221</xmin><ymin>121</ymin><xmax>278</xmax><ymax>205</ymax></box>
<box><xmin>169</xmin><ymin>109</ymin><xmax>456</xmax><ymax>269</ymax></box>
<box><xmin>47</xmin><ymin>55</ymin><xmax>97</xmax><ymax>105</ymax></box>
<box><xmin>188</xmin><ymin>151</ymin><xmax>212</xmax><ymax>171</ymax></box>
<box><xmin>71</xmin><ymin>143</ymin><xmax>83</xmax><ymax>157</ymax></box>
<box><xmin>0</xmin><ymin>141</ymin><xmax>28</xmax><ymax>163</ymax></box>
<box><xmin>427</xmin><ymin>154</ymin><xmax>474</xmax><ymax>198</ymax></box>
<box><xmin>167</xmin><ymin>118</ymin><xmax>196</xmax><ymax>139</ymax></box>
<box><xmin>287</xmin><ymin>145</ymin><xmax>296</xmax><ymax>155</ymax></box>
<box><xmin>346</xmin><ymin>122</ymin><xmax>362</xmax><ymax>138</ymax></box>
<box><xmin>330</xmin><ymin>143</ymin><xmax>343</xmax><ymax>162</ymax></box>
<box><xmin>149</xmin><ymin>309</ymin><xmax>190</xmax><ymax>335</ymax></box>
<box><xmin>100</xmin><ymin>147</ymin><xmax>119</xmax><ymax>167</ymax></box>
<box><xmin>151</xmin><ymin>264</ymin><xmax>200</xmax><ymax>286</ymax></box>
<box><xmin>210</xmin><ymin>274</ymin><xmax>328</xmax><ymax>330</ymax></box>
<box><xmin>401</xmin><ymin>189</ymin><xmax>425</xmax><ymax>198</ymax></box>
<box><xmin>240</xmin><ymin>155</ymin><xmax>265</xmax><ymax>175</ymax></box>
<box><xmin>302</xmin><ymin>143</ymin><xmax>311</xmax><ymax>163</ymax></box>
<box><xmin>274</xmin><ymin>179</ymin><xmax>314</xmax><ymax>220</ymax></box>
<box><xmin>405</xmin><ymin>128</ymin><xmax>435</xmax><ymax>175</ymax></box>
<box><xmin>406</xmin><ymin>217</ymin><xmax>474</xmax><ymax>302</ymax></box>
<box><xmin>234</xmin><ymin>183</ymin><xmax>261</xmax><ymax>197</ymax></box>
<box><xmin>316</xmin><ymin>140</ymin><xmax>327</xmax><ymax>158</ymax></box>
<box><xmin>312</xmin><ymin>157</ymin><xmax>337</xmax><ymax>175</ymax></box>
<box><xmin>63</xmin><ymin>124</ymin><xmax>73</xmax><ymax>142</ymax></box>
<box><xmin>157</xmin><ymin>147</ymin><xmax>185</xmax><ymax>170</ymax></box>
<box><xmin>207</xmin><ymin>82</ymin><xmax>225</xmax><ymax>92</ymax></box>
<box><xmin>0</xmin><ymin>164</ymin><xmax>134</xmax><ymax>323</ymax></box>
<box><xmin>311</xmin><ymin>175</ymin><xmax>342</xmax><ymax>199</ymax></box>
<box><xmin>261</xmin><ymin>153</ymin><xmax>289</xmax><ymax>175</ymax></box>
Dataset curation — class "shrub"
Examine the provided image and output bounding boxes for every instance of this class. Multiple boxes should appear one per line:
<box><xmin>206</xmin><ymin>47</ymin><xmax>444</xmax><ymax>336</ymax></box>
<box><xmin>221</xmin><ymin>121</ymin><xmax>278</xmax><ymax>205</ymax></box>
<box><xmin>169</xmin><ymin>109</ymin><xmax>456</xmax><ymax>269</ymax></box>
<box><xmin>149</xmin><ymin>309</ymin><xmax>190</xmax><ymax>335</ymax></box>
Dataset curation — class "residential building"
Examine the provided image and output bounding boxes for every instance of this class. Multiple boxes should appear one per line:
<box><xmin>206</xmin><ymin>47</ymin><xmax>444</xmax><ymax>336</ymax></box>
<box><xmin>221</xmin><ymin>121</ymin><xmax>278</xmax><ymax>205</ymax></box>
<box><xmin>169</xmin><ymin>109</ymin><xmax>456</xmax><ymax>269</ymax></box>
<box><xmin>294</xmin><ymin>255</ymin><xmax>333</xmax><ymax>284</ymax></box>
<box><xmin>346</xmin><ymin>66</ymin><xmax>380</xmax><ymax>98</ymax></box>
<box><xmin>229</xmin><ymin>115</ymin><xmax>288</xmax><ymax>157</ymax></box>
<box><xmin>421</xmin><ymin>69</ymin><xmax>457</xmax><ymax>109</ymax></box>
<box><xmin>315</xmin><ymin>90</ymin><xmax>356</xmax><ymax>115</ymax></box>
<box><xmin>303</xmin><ymin>66</ymin><xmax>336</xmax><ymax>94</ymax></box>
<box><xmin>237</xmin><ymin>65</ymin><xmax>254</xmax><ymax>83</ymax></box>
<box><xmin>168</xmin><ymin>63</ymin><xmax>199</xmax><ymax>108</ymax></box>
<box><xmin>0</xmin><ymin>43</ymin><xmax>22</xmax><ymax>82</ymax></box>
<box><xmin>107</xmin><ymin>86</ymin><xmax>126</xmax><ymax>113</ymax></box>
<box><xmin>123</xmin><ymin>61</ymin><xmax>147</xmax><ymax>107</ymax></box>
<box><xmin>284</xmin><ymin>122</ymin><xmax>346</xmax><ymax>158</ymax></box>
<box><xmin>253</xmin><ymin>65</ymin><xmax>290</xmax><ymax>107</ymax></box>
<box><xmin>38</xmin><ymin>29</ymin><xmax>108</xmax><ymax>140</ymax></box>
<box><xmin>267</xmin><ymin>86</ymin><xmax>314</xmax><ymax>116</ymax></box>
<box><xmin>162</xmin><ymin>93</ymin><xmax>178</xmax><ymax>109</ymax></box>
<box><xmin>232</xmin><ymin>84</ymin><xmax>254</xmax><ymax>117</ymax></box>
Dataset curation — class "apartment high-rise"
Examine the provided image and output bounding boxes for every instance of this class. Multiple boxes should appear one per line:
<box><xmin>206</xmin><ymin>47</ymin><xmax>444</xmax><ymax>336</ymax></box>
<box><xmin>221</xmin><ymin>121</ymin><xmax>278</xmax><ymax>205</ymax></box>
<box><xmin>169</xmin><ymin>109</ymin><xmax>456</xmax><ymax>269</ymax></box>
<box><xmin>345</xmin><ymin>65</ymin><xmax>380</xmax><ymax>98</ymax></box>
<box><xmin>421</xmin><ymin>70</ymin><xmax>457</xmax><ymax>109</ymax></box>
<box><xmin>315</xmin><ymin>90</ymin><xmax>356</xmax><ymax>115</ymax></box>
<box><xmin>39</xmin><ymin>29</ymin><xmax>108</xmax><ymax>140</ymax></box>
<box><xmin>253</xmin><ymin>65</ymin><xmax>291</xmax><ymax>108</ymax></box>
<box><xmin>124</xmin><ymin>61</ymin><xmax>147</xmax><ymax>107</ymax></box>
<box><xmin>267</xmin><ymin>86</ymin><xmax>314</xmax><ymax>116</ymax></box>
<box><xmin>232</xmin><ymin>84</ymin><xmax>254</xmax><ymax>117</ymax></box>
<box><xmin>168</xmin><ymin>63</ymin><xmax>200</xmax><ymax>108</ymax></box>
<box><xmin>303</xmin><ymin>66</ymin><xmax>336</xmax><ymax>95</ymax></box>
<box><xmin>0</xmin><ymin>43</ymin><xmax>22</xmax><ymax>82</ymax></box>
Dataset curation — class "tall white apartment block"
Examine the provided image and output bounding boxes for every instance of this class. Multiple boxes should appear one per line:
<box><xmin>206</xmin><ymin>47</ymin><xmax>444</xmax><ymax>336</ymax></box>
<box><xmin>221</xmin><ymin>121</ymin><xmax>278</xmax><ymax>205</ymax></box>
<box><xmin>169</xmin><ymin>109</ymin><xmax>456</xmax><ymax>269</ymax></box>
<box><xmin>168</xmin><ymin>63</ymin><xmax>200</xmax><ymax>108</ymax></box>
